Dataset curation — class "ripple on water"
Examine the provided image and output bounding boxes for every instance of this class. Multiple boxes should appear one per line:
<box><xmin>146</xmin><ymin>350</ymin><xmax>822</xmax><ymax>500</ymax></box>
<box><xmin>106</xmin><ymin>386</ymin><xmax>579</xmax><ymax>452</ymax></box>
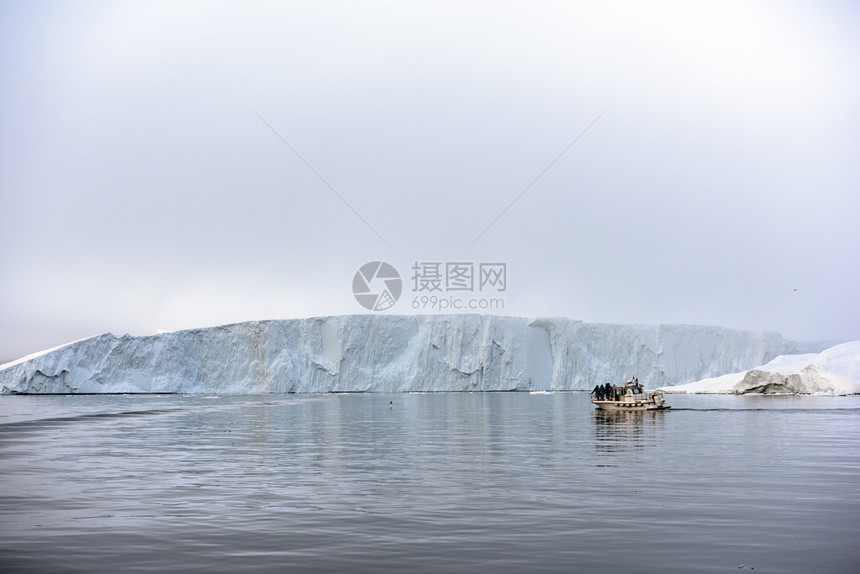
<box><xmin>1</xmin><ymin>393</ymin><xmax>859</xmax><ymax>573</ymax></box>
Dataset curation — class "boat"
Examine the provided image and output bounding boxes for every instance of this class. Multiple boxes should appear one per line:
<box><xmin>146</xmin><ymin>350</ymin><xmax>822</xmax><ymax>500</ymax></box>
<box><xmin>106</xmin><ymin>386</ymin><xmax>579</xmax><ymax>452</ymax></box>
<box><xmin>590</xmin><ymin>380</ymin><xmax>670</xmax><ymax>411</ymax></box>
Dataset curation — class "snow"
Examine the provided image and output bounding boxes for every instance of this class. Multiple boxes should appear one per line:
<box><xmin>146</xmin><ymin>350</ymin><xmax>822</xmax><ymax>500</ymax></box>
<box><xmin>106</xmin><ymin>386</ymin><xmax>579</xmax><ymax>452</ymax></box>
<box><xmin>0</xmin><ymin>315</ymin><xmax>826</xmax><ymax>394</ymax></box>
<box><xmin>660</xmin><ymin>341</ymin><xmax>860</xmax><ymax>395</ymax></box>
<box><xmin>0</xmin><ymin>334</ymin><xmax>99</xmax><ymax>370</ymax></box>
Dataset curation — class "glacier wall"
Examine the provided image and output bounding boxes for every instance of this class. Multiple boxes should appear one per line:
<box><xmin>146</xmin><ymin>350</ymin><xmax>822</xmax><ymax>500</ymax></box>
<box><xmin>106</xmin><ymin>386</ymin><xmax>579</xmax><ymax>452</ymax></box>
<box><xmin>0</xmin><ymin>315</ymin><xmax>826</xmax><ymax>394</ymax></box>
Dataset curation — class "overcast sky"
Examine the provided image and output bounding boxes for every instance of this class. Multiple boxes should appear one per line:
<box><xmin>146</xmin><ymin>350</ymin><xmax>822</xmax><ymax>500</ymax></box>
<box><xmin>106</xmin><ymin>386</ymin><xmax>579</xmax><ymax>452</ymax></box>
<box><xmin>1</xmin><ymin>0</ymin><xmax>858</xmax><ymax>360</ymax></box>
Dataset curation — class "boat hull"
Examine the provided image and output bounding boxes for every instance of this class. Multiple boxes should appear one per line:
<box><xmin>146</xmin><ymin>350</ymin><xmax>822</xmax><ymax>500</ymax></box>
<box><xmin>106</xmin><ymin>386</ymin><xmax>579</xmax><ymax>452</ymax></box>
<box><xmin>592</xmin><ymin>383</ymin><xmax>671</xmax><ymax>411</ymax></box>
<box><xmin>590</xmin><ymin>399</ymin><xmax>671</xmax><ymax>412</ymax></box>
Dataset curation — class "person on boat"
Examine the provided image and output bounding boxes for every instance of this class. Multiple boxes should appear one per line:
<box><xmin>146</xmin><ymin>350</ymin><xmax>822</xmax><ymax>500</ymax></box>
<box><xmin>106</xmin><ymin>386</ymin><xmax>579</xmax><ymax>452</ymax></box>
<box><xmin>592</xmin><ymin>384</ymin><xmax>600</xmax><ymax>398</ymax></box>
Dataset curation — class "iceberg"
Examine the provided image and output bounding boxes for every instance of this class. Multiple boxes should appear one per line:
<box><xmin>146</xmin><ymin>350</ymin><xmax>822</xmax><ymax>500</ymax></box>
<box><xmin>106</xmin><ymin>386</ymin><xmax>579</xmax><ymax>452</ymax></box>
<box><xmin>0</xmin><ymin>315</ymin><xmax>828</xmax><ymax>394</ymax></box>
<box><xmin>659</xmin><ymin>341</ymin><xmax>860</xmax><ymax>395</ymax></box>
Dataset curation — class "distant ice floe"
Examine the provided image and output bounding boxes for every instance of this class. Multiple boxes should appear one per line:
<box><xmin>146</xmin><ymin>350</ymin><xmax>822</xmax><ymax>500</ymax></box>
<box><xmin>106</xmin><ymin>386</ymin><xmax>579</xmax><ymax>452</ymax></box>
<box><xmin>659</xmin><ymin>341</ymin><xmax>860</xmax><ymax>395</ymax></box>
<box><xmin>0</xmin><ymin>315</ymin><xmax>830</xmax><ymax>394</ymax></box>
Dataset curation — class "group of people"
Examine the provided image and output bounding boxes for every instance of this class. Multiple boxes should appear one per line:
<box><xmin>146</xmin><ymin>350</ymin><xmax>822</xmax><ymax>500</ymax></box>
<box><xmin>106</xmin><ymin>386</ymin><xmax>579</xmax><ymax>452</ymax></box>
<box><xmin>592</xmin><ymin>383</ymin><xmax>619</xmax><ymax>401</ymax></box>
<box><xmin>591</xmin><ymin>376</ymin><xmax>641</xmax><ymax>401</ymax></box>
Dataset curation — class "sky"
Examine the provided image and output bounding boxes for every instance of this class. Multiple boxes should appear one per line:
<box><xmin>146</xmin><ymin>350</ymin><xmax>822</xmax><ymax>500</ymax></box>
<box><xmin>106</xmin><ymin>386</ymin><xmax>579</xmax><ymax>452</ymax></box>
<box><xmin>1</xmin><ymin>0</ymin><xmax>859</xmax><ymax>360</ymax></box>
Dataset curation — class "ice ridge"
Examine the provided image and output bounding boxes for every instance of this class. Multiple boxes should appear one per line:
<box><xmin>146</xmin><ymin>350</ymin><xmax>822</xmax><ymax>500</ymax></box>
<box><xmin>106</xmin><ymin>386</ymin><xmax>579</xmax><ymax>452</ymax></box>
<box><xmin>0</xmin><ymin>315</ymin><xmax>825</xmax><ymax>394</ymax></box>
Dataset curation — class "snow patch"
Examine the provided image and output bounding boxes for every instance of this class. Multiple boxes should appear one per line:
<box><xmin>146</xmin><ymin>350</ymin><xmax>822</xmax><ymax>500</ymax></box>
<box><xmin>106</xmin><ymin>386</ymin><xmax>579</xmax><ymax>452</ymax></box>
<box><xmin>660</xmin><ymin>341</ymin><xmax>860</xmax><ymax>395</ymax></box>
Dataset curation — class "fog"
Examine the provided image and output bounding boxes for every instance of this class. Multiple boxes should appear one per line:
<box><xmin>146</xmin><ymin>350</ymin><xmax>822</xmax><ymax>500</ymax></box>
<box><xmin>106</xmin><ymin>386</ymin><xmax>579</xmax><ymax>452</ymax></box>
<box><xmin>2</xmin><ymin>0</ymin><xmax>858</xmax><ymax>360</ymax></box>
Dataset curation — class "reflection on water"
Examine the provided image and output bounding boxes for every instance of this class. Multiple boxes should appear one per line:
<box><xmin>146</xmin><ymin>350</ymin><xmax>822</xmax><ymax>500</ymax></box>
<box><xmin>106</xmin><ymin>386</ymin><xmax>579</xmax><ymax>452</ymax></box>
<box><xmin>591</xmin><ymin>408</ymin><xmax>666</xmax><ymax>454</ymax></box>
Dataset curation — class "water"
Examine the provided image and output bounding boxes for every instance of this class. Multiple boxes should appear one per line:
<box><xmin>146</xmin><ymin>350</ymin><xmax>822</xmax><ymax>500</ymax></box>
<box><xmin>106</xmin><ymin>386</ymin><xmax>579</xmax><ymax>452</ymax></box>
<box><xmin>1</xmin><ymin>392</ymin><xmax>858</xmax><ymax>573</ymax></box>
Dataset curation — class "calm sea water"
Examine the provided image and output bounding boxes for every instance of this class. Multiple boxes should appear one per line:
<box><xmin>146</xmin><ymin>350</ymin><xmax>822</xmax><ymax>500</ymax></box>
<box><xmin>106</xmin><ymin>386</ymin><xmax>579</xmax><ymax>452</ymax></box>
<box><xmin>1</xmin><ymin>392</ymin><xmax>858</xmax><ymax>573</ymax></box>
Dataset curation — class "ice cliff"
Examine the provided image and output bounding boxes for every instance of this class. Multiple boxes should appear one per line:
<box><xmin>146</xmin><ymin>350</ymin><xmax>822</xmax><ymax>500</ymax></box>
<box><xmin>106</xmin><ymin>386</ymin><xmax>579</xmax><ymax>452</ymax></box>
<box><xmin>0</xmin><ymin>315</ymin><xmax>827</xmax><ymax>394</ymax></box>
<box><xmin>660</xmin><ymin>341</ymin><xmax>860</xmax><ymax>395</ymax></box>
